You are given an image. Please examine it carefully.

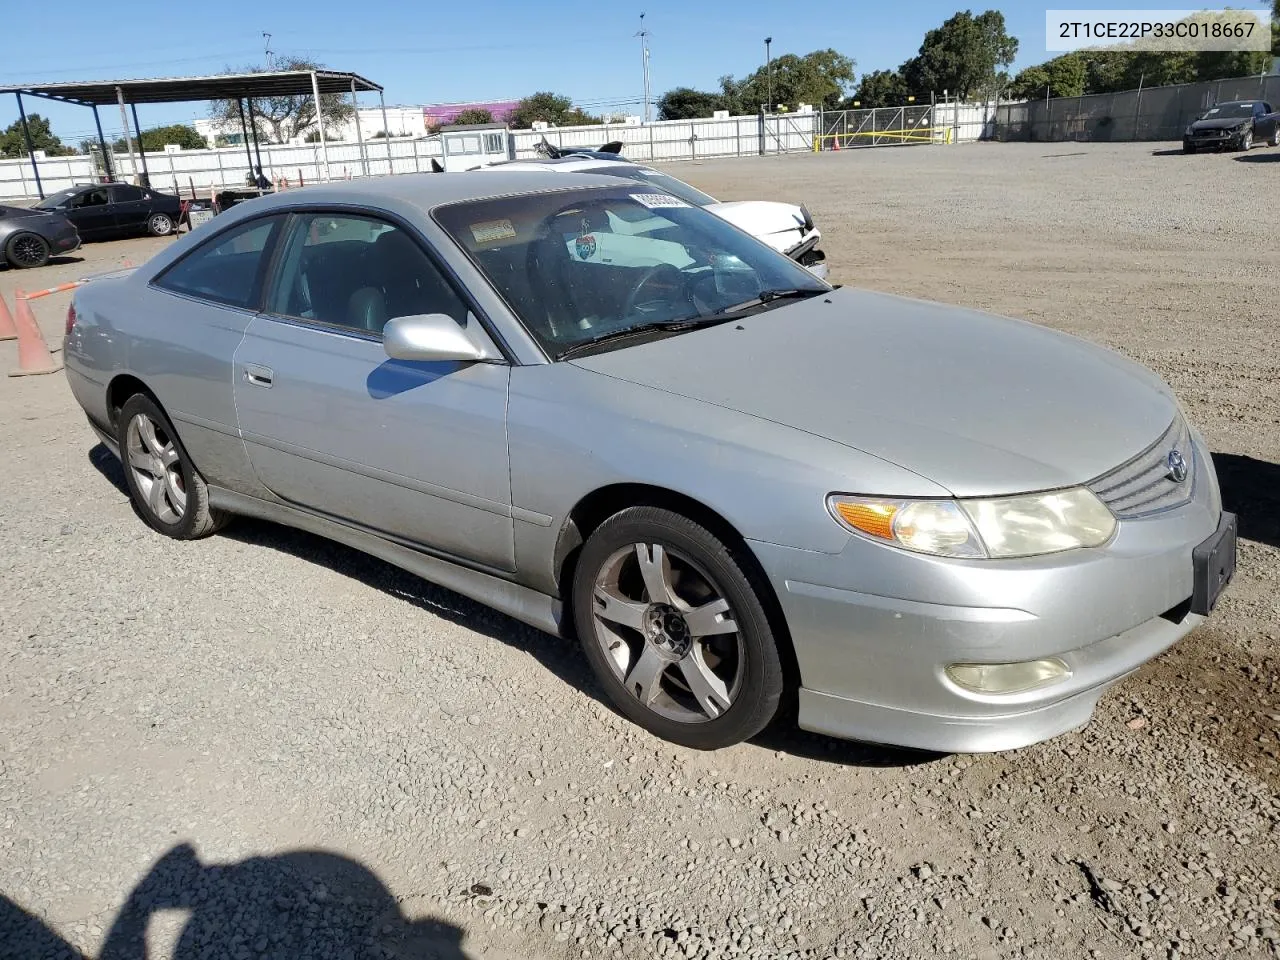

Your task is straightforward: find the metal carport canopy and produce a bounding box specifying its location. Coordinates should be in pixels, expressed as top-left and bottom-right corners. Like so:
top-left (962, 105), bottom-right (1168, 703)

top-left (0, 70), bottom-right (382, 106)
top-left (1, 70), bottom-right (386, 198)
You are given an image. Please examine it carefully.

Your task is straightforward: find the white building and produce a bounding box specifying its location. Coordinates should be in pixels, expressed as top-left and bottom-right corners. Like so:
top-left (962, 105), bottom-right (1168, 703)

top-left (192, 104), bottom-right (429, 148)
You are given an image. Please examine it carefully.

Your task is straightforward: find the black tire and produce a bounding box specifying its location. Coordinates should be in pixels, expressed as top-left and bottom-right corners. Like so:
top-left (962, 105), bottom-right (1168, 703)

top-left (5, 232), bottom-right (51, 269)
top-left (1182, 142), bottom-right (1195, 154)
top-left (572, 506), bottom-right (784, 749)
top-left (1270, 127), bottom-right (1280, 148)
top-left (1237, 129), bottom-right (1252, 151)
top-left (146, 213), bottom-right (174, 237)
top-left (117, 393), bottom-right (228, 539)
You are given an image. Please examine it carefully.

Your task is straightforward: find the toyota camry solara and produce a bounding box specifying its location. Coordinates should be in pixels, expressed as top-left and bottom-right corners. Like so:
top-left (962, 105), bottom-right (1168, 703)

top-left (63, 171), bottom-right (1237, 752)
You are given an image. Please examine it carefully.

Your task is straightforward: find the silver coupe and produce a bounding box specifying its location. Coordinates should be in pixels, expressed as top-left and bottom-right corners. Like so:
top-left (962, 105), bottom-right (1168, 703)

top-left (64, 172), bottom-right (1237, 752)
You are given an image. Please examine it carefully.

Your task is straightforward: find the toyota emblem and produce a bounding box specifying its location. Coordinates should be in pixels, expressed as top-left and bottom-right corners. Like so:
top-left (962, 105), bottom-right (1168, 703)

top-left (1166, 449), bottom-right (1188, 484)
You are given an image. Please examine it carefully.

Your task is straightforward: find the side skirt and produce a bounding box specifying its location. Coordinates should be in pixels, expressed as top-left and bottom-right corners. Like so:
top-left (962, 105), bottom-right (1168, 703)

top-left (207, 486), bottom-right (568, 638)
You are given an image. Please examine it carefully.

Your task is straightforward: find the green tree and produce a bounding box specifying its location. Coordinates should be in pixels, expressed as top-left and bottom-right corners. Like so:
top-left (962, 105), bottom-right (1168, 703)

top-left (209, 56), bottom-right (354, 143)
top-left (0, 114), bottom-right (75, 158)
top-left (507, 91), bottom-right (599, 128)
top-left (452, 108), bottom-right (495, 125)
top-left (845, 69), bottom-right (911, 108)
top-left (1009, 53), bottom-right (1087, 99)
top-left (113, 123), bottom-right (206, 152)
top-left (657, 87), bottom-right (725, 120)
top-left (720, 48), bottom-right (856, 112)
top-left (900, 10), bottom-right (1018, 100)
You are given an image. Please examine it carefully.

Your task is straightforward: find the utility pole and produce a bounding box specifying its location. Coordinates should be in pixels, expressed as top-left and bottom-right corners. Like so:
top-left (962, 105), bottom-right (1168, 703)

top-left (765, 37), bottom-right (773, 112)
top-left (637, 13), bottom-right (652, 123)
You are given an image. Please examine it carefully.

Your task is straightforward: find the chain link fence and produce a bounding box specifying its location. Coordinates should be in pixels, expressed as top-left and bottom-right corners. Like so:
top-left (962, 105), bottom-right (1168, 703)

top-left (994, 74), bottom-right (1280, 142)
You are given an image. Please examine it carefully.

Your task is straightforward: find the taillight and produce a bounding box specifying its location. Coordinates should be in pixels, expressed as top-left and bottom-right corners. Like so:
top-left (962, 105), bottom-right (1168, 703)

top-left (65, 302), bottom-right (77, 337)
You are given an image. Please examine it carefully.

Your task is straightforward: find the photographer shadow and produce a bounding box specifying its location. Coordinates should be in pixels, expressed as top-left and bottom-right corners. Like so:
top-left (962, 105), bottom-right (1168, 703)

top-left (2, 843), bottom-right (480, 960)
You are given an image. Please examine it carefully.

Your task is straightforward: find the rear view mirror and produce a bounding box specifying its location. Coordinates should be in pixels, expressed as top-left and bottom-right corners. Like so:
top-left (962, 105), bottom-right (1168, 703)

top-left (383, 313), bottom-right (497, 363)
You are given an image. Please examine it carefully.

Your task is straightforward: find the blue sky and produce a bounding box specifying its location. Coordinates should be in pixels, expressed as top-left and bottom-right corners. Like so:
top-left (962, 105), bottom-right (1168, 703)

top-left (0, 1), bottom-right (1262, 140)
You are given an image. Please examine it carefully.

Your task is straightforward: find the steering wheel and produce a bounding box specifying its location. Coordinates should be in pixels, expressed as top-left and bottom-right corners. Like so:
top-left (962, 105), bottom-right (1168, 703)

top-left (621, 263), bottom-right (691, 320)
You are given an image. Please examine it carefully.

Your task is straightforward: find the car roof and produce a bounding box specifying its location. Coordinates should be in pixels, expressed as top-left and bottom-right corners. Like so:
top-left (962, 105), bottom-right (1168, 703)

top-left (232, 170), bottom-right (636, 214)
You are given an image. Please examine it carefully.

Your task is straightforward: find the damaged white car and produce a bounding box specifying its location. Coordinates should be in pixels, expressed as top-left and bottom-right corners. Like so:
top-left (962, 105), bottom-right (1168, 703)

top-left (479, 156), bottom-right (827, 279)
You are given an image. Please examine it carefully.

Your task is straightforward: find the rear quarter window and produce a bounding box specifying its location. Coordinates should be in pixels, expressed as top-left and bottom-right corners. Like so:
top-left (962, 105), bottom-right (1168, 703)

top-left (153, 216), bottom-right (282, 309)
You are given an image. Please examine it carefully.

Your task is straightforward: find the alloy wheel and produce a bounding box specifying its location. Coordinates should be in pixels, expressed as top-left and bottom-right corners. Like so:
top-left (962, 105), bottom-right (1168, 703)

top-left (590, 542), bottom-right (744, 723)
top-left (126, 413), bottom-right (187, 524)
top-left (10, 235), bottom-right (47, 267)
top-left (149, 214), bottom-right (173, 236)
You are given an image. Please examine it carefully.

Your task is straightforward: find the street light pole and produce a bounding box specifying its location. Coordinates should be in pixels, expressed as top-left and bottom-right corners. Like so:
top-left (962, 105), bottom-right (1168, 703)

top-left (637, 13), bottom-right (652, 123)
top-left (764, 37), bottom-right (773, 113)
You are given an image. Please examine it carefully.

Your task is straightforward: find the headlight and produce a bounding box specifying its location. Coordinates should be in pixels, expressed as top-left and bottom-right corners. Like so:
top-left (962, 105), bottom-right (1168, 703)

top-left (828, 488), bottom-right (1117, 559)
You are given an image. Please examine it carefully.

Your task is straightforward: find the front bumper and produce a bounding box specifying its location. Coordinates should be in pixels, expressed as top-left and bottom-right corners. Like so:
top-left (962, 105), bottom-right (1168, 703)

top-left (750, 436), bottom-right (1230, 753)
top-left (1186, 129), bottom-right (1246, 149)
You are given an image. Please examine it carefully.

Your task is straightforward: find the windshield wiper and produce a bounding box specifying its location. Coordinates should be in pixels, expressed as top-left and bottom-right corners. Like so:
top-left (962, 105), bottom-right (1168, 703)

top-left (556, 322), bottom-right (680, 360)
top-left (714, 287), bottom-right (825, 315)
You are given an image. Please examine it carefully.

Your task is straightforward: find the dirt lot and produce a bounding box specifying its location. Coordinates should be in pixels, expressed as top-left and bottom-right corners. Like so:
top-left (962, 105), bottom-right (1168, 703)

top-left (2, 141), bottom-right (1278, 960)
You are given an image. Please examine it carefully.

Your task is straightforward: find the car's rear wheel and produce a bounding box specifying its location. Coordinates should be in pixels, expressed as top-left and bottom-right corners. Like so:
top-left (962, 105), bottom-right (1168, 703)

top-left (1270, 127), bottom-right (1280, 148)
top-left (147, 213), bottom-right (174, 237)
top-left (118, 393), bottom-right (227, 539)
top-left (572, 506), bottom-right (784, 749)
top-left (4, 232), bottom-right (50, 269)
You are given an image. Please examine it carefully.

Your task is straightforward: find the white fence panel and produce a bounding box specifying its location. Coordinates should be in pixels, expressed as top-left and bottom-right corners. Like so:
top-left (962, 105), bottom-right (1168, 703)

top-left (3, 110), bottom-right (827, 201)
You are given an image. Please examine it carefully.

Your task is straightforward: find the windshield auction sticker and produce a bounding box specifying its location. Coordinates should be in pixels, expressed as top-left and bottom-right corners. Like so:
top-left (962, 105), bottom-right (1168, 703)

top-left (630, 193), bottom-right (691, 209)
top-left (1045, 9), bottom-right (1273, 52)
top-left (470, 219), bottom-right (517, 244)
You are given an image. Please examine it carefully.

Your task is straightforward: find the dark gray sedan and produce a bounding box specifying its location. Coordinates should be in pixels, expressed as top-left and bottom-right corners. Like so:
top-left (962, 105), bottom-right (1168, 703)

top-left (33, 182), bottom-right (182, 240)
top-left (0, 203), bottom-right (80, 269)
top-left (63, 172), bottom-right (1236, 753)
top-left (1183, 100), bottom-right (1280, 152)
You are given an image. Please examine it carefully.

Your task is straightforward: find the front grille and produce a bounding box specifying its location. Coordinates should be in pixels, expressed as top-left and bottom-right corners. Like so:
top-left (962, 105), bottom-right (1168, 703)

top-left (1089, 417), bottom-right (1195, 519)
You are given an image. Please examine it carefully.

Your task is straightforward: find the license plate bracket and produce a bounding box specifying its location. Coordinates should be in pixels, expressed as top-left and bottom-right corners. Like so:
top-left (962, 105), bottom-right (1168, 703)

top-left (1191, 511), bottom-right (1237, 615)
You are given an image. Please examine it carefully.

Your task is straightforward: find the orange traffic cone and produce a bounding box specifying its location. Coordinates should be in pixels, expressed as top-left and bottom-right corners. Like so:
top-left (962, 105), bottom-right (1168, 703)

top-left (8, 291), bottom-right (63, 377)
top-left (0, 292), bottom-right (16, 341)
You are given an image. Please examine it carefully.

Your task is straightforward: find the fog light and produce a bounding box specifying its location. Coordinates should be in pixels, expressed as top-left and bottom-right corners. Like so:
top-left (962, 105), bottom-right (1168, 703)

top-left (945, 658), bottom-right (1071, 694)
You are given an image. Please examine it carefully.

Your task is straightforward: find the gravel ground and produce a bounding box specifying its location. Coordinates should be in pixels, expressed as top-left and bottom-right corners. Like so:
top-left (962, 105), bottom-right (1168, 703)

top-left (1, 140), bottom-right (1277, 960)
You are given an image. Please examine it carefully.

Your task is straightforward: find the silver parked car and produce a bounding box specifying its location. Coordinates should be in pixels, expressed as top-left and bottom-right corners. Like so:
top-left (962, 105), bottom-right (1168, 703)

top-left (63, 172), bottom-right (1237, 753)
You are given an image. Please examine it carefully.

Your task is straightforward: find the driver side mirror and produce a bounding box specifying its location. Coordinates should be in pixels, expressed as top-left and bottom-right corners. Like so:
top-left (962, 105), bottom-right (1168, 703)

top-left (383, 313), bottom-right (498, 363)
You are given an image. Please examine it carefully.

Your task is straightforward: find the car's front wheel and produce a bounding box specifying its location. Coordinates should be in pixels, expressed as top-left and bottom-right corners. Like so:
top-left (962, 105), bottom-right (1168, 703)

top-left (1270, 126), bottom-right (1280, 148)
top-left (572, 506), bottom-right (784, 749)
top-left (4, 232), bottom-right (51, 269)
top-left (1182, 141), bottom-right (1195, 154)
top-left (1238, 129), bottom-right (1253, 151)
top-left (147, 213), bottom-right (175, 237)
top-left (118, 393), bottom-right (227, 539)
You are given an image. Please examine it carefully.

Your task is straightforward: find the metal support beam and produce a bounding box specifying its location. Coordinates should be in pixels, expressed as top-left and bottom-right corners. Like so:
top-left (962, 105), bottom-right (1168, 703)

top-left (310, 71), bottom-right (331, 181)
top-left (236, 99), bottom-right (254, 178)
top-left (351, 78), bottom-right (368, 176)
top-left (116, 86), bottom-right (137, 182)
top-left (246, 98), bottom-right (264, 175)
top-left (129, 101), bottom-right (150, 186)
top-left (379, 90), bottom-right (392, 171)
top-left (14, 92), bottom-right (44, 199)
top-left (92, 104), bottom-right (113, 181)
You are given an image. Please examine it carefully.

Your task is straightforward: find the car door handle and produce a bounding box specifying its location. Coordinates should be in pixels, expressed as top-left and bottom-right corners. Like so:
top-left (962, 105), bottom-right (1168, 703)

top-left (243, 363), bottom-right (274, 388)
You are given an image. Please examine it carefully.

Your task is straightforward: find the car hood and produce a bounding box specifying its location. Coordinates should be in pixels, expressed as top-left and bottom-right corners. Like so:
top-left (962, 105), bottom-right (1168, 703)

top-left (706, 200), bottom-right (809, 240)
top-left (1189, 117), bottom-right (1249, 131)
top-left (569, 288), bottom-right (1178, 497)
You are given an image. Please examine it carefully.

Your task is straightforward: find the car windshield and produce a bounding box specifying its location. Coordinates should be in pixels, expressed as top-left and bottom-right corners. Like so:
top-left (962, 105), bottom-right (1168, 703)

top-left (434, 185), bottom-right (829, 358)
top-left (603, 168), bottom-right (718, 207)
top-left (34, 188), bottom-right (78, 210)
top-left (1201, 103), bottom-right (1254, 119)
